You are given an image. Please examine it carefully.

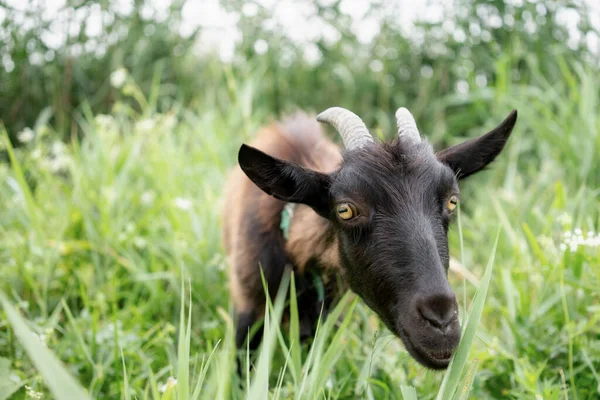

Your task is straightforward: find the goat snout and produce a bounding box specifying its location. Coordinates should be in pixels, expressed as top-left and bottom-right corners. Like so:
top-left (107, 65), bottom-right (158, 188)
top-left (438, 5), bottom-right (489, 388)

top-left (415, 292), bottom-right (459, 333)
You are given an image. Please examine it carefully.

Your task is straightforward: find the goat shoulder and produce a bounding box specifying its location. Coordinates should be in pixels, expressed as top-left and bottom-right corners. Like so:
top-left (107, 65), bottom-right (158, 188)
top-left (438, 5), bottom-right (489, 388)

top-left (223, 112), bottom-right (342, 317)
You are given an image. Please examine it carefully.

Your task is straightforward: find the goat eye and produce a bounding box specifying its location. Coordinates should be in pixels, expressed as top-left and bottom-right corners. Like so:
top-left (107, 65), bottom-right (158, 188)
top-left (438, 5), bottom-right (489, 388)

top-left (336, 203), bottom-right (357, 220)
top-left (446, 195), bottom-right (459, 212)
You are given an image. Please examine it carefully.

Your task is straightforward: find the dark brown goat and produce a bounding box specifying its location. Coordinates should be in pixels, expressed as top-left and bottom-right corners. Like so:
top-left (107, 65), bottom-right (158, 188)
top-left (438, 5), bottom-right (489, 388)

top-left (222, 107), bottom-right (517, 369)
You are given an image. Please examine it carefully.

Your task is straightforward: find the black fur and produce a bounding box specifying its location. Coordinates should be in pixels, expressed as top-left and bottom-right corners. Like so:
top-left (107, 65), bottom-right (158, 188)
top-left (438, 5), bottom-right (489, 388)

top-left (436, 110), bottom-right (518, 179)
top-left (236, 310), bottom-right (263, 350)
top-left (238, 144), bottom-right (331, 217)
top-left (237, 110), bottom-right (517, 369)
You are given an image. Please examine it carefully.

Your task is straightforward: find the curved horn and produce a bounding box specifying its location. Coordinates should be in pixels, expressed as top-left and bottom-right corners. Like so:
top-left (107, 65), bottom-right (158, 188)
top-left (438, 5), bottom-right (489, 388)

top-left (316, 107), bottom-right (374, 150)
top-left (395, 107), bottom-right (421, 144)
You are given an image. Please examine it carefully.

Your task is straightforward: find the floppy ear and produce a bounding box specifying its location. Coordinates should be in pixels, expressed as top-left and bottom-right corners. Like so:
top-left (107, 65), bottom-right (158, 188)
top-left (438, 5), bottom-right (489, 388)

top-left (238, 144), bottom-right (331, 216)
top-left (436, 110), bottom-right (518, 180)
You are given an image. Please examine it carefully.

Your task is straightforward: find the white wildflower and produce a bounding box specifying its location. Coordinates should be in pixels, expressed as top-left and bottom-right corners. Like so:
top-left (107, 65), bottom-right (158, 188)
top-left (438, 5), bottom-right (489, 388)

top-left (38, 140), bottom-right (73, 173)
top-left (537, 236), bottom-right (554, 251)
top-left (48, 155), bottom-right (72, 173)
top-left (95, 114), bottom-right (113, 124)
top-left (110, 67), bottom-right (128, 88)
top-left (557, 212), bottom-right (572, 227)
top-left (161, 113), bottom-right (177, 130)
top-left (25, 385), bottom-right (43, 399)
top-left (325, 377), bottom-right (334, 389)
top-left (560, 229), bottom-right (600, 253)
top-left (95, 114), bottom-right (117, 132)
top-left (51, 140), bottom-right (66, 156)
top-left (569, 242), bottom-right (578, 252)
top-left (96, 321), bottom-right (122, 344)
top-left (559, 243), bottom-right (567, 252)
top-left (38, 333), bottom-right (47, 346)
top-left (136, 118), bottom-right (156, 132)
top-left (159, 377), bottom-right (178, 393)
top-left (174, 197), bottom-right (192, 210)
top-left (141, 191), bottom-right (155, 205)
top-left (31, 148), bottom-right (42, 160)
top-left (17, 127), bottom-right (35, 143)
top-left (133, 236), bottom-right (147, 249)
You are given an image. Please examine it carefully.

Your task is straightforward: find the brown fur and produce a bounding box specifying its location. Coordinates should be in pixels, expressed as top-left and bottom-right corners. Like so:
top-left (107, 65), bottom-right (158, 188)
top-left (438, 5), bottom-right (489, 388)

top-left (285, 205), bottom-right (340, 272)
top-left (222, 112), bottom-right (343, 316)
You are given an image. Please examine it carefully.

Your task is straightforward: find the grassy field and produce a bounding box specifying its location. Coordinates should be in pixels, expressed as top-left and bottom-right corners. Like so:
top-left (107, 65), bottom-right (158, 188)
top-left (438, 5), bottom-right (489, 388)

top-left (1, 61), bottom-right (599, 399)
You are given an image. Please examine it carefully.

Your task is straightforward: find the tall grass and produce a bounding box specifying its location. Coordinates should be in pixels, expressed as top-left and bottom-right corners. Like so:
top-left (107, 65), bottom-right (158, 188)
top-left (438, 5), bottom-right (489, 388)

top-left (0, 228), bottom-right (499, 400)
top-left (0, 60), bottom-right (599, 399)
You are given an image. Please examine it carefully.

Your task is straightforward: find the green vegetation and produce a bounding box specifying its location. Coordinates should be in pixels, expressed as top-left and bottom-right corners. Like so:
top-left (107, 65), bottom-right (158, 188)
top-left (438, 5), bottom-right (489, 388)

top-left (1, 0), bottom-right (599, 399)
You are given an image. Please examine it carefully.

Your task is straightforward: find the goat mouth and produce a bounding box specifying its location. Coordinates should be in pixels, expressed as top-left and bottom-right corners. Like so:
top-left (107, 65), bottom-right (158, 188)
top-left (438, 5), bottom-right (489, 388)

top-left (420, 347), bottom-right (453, 361)
top-left (411, 341), bottom-right (454, 368)
top-left (397, 326), bottom-right (455, 369)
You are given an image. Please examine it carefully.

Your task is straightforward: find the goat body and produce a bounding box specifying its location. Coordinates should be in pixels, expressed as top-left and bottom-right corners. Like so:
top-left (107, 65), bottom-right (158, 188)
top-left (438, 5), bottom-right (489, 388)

top-left (222, 113), bottom-right (343, 347)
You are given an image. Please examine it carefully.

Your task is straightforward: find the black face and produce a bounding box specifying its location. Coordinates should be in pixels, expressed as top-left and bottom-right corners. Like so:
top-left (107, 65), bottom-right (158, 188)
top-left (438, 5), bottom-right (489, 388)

top-left (238, 110), bottom-right (517, 369)
top-left (329, 144), bottom-right (461, 368)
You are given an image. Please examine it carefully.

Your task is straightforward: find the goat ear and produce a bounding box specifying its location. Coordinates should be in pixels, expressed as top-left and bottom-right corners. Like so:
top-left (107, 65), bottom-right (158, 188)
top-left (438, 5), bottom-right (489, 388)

top-left (436, 110), bottom-right (518, 180)
top-left (238, 144), bottom-right (331, 216)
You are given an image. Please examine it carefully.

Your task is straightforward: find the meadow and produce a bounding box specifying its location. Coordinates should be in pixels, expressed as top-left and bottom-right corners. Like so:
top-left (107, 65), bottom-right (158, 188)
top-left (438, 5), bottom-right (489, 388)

top-left (1, 1), bottom-right (600, 399)
top-left (1, 58), bottom-right (599, 399)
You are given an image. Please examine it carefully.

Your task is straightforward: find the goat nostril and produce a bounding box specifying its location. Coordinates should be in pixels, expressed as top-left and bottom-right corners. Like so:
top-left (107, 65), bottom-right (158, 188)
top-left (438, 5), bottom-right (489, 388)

top-left (417, 294), bottom-right (458, 330)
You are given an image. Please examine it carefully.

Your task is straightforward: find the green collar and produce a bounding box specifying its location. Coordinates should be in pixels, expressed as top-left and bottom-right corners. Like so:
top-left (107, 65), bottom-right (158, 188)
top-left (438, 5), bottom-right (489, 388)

top-left (280, 203), bottom-right (324, 303)
top-left (280, 203), bottom-right (296, 240)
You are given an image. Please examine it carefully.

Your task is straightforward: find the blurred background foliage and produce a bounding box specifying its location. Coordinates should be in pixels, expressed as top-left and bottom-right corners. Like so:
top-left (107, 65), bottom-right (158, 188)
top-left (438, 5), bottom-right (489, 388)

top-left (1, 0), bottom-right (598, 142)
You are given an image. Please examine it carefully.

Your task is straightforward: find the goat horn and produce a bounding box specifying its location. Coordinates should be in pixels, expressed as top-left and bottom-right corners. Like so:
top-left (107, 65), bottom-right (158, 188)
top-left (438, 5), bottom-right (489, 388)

top-left (395, 107), bottom-right (421, 144)
top-left (316, 107), bottom-right (374, 150)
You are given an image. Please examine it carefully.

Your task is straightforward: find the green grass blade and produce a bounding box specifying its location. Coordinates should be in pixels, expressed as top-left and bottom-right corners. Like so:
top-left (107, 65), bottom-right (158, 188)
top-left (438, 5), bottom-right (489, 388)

top-left (457, 204), bottom-right (467, 317)
top-left (298, 292), bottom-right (355, 399)
top-left (308, 298), bottom-right (358, 395)
top-left (457, 359), bottom-right (480, 400)
top-left (191, 340), bottom-right (220, 400)
top-left (288, 272), bottom-right (302, 384)
top-left (436, 229), bottom-right (500, 400)
top-left (0, 383), bottom-right (26, 400)
top-left (214, 307), bottom-right (235, 400)
top-left (247, 269), bottom-right (291, 399)
top-left (145, 362), bottom-right (162, 400)
top-left (177, 275), bottom-right (192, 400)
top-left (273, 347), bottom-right (291, 400)
top-left (61, 299), bottom-right (94, 366)
top-left (0, 291), bottom-right (92, 400)
top-left (1, 128), bottom-right (38, 227)
top-left (0, 357), bottom-right (28, 400)
top-left (121, 346), bottom-right (131, 400)
top-left (400, 385), bottom-right (418, 400)
top-left (161, 383), bottom-right (176, 400)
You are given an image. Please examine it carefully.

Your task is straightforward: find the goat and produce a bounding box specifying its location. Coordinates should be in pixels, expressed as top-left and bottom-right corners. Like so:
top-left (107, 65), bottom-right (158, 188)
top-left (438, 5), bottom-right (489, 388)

top-left (222, 106), bottom-right (517, 369)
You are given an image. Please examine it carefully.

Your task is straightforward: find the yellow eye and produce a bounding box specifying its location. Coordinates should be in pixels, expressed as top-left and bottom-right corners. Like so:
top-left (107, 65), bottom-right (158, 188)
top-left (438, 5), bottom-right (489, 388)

top-left (336, 203), bottom-right (357, 220)
top-left (447, 195), bottom-right (459, 212)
